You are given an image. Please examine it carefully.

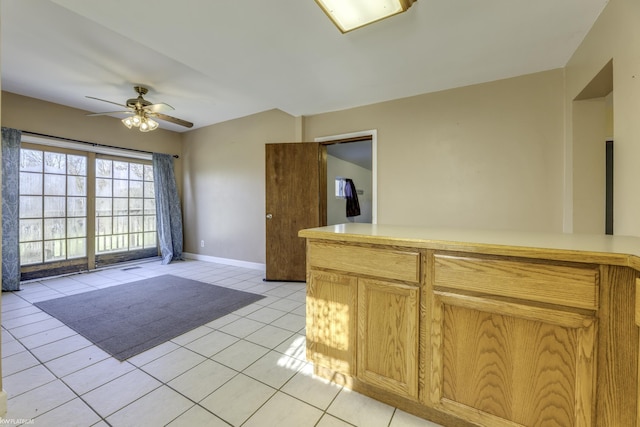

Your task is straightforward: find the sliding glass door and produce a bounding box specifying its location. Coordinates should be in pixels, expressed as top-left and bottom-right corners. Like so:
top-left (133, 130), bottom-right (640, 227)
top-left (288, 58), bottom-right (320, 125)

top-left (19, 146), bottom-right (88, 278)
top-left (18, 143), bottom-right (158, 279)
top-left (94, 157), bottom-right (158, 267)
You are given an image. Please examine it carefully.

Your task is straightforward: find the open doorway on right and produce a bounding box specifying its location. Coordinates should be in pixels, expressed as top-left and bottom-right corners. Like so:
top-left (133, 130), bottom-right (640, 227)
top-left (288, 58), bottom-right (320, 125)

top-left (572, 59), bottom-right (613, 234)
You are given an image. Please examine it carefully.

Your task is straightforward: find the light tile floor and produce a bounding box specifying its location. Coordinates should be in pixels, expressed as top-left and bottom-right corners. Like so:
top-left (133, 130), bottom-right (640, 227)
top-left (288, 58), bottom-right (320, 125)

top-left (1, 259), bottom-right (443, 427)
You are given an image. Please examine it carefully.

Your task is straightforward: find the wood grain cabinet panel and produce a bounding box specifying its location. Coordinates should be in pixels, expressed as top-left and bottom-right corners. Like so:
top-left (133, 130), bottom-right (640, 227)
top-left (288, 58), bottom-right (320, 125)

top-left (430, 292), bottom-right (596, 427)
top-left (357, 278), bottom-right (420, 399)
top-left (433, 253), bottom-right (599, 310)
top-left (308, 241), bottom-right (420, 283)
top-left (300, 226), bottom-right (640, 427)
top-left (635, 277), bottom-right (640, 427)
top-left (306, 271), bottom-right (357, 376)
top-left (429, 252), bottom-right (598, 426)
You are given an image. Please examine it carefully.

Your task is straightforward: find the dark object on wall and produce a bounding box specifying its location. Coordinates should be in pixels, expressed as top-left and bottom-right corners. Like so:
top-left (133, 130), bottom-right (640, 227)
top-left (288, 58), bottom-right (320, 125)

top-left (345, 178), bottom-right (361, 217)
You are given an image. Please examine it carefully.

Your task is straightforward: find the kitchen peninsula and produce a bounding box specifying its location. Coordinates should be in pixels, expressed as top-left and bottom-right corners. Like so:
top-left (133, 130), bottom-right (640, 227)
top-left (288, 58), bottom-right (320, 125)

top-left (299, 223), bottom-right (640, 427)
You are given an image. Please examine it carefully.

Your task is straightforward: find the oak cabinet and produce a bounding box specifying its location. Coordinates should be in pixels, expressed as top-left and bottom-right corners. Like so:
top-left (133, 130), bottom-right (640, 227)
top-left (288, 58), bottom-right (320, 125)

top-left (429, 292), bottom-right (596, 426)
top-left (307, 240), bottom-right (421, 283)
top-left (428, 252), bottom-right (598, 427)
top-left (306, 269), bottom-right (421, 399)
top-left (357, 278), bottom-right (419, 399)
top-left (305, 241), bottom-right (422, 399)
top-left (306, 270), bottom-right (357, 377)
top-left (300, 225), bottom-right (640, 427)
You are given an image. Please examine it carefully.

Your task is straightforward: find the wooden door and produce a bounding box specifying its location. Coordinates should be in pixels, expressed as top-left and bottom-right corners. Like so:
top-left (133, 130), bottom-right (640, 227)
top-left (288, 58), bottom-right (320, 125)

top-left (265, 142), bottom-right (323, 281)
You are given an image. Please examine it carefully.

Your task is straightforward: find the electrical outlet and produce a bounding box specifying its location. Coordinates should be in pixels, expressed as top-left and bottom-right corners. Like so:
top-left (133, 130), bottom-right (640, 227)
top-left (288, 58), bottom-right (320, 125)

top-left (200, 240), bottom-right (205, 248)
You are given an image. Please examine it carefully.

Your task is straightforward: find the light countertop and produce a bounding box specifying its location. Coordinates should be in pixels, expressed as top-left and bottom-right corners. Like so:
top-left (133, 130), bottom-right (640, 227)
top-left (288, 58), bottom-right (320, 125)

top-left (299, 223), bottom-right (640, 268)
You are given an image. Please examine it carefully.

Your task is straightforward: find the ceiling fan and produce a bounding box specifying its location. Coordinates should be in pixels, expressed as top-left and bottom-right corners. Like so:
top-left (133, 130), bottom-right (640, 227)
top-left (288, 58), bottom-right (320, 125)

top-left (86, 85), bottom-right (193, 131)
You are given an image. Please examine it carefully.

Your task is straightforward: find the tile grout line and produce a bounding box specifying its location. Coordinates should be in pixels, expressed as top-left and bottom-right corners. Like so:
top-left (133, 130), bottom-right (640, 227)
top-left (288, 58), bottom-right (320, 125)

top-left (7, 267), bottom-right (289, 423)
top-left (2, 324), bottom-right (108, 425)
top-left (4, 282), bottom-right (129, 426)
top-left (93, 291), bottom-right (301, 425)
top-left (125, 289), bottom-right (313, 426)
top-left (3, 260), bottom-right (400, 427)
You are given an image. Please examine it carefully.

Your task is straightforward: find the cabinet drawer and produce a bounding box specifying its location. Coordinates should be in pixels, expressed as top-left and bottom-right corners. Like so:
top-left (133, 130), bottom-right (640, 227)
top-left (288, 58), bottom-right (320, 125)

top-left (433, 253), bottom-right (599, 310)
top-left (308, 242), bottom-right (420, 284)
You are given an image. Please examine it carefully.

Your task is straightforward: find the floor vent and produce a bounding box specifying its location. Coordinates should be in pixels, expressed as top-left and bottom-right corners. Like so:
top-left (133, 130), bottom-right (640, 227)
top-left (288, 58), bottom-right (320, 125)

top-left (121, 266), bottom-right (142, 271)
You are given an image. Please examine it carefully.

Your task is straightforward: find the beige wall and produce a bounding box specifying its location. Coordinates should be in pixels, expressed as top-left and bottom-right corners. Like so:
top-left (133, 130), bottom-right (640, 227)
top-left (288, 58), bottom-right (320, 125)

top-left (565, 0), bottom-right (640, 235)
top-left (181, 109), bottom-right (297, 264)
top-left (305, 69), bottom-right (566, 232)
top-left (5, 0), bottom-right (637, 271)
top-left (179, 69), bottom-right (565, 265)
top-left (572, 97), bottom-right (608, 233)
top-left (1, 92), bottom-right (183, 191)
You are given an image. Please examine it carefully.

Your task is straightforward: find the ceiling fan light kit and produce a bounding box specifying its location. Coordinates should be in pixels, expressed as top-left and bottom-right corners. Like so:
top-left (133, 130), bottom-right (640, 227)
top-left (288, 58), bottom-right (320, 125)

top-left (87, 85), bottom-right (193, 132)
top-left (140, 117), bottom-right (159, 132)
top-left (315, 0), bottom-right (416, 33)
top-left (122, 114), bottom-right (159, 132)
top-left (121, 115), bottom-right (139, 129)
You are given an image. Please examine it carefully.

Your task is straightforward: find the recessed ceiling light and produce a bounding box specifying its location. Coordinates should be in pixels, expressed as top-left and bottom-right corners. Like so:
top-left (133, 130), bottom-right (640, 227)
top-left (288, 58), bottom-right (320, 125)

top-left (315, 0), bottom-right (417, 33)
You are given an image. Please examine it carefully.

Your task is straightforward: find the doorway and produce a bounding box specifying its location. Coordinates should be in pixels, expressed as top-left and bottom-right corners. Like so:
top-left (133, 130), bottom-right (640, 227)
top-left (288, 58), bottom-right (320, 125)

top-left (263, 132), bottom-right (376, 281)
top-left (316, 130), bottom-right (377, 225)
top-left (571, 60), bottom-right (613, 234)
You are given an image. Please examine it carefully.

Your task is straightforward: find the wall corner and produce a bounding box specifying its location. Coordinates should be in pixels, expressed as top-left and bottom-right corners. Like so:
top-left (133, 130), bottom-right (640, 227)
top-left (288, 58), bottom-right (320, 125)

top-left (0, 389), bottom-right (7, 418)
top-left (294, 116), bottom-right (305, 142)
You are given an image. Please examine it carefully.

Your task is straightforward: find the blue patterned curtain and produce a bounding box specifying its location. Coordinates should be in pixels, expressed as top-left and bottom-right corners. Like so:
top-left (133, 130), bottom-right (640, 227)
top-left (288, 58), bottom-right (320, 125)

top-left (2, 127), bottom-right (21, 291)
top-left (152, 153), bottom-right (184, 264)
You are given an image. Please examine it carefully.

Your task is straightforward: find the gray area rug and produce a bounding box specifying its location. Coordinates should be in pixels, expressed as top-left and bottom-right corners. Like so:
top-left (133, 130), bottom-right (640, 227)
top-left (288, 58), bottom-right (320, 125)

top-left (35, 274), bottom-right (265, 361)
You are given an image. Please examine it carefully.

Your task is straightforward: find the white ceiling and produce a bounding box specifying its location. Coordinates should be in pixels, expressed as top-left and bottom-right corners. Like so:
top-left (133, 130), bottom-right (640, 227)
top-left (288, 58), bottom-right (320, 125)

top-left (1, 0), bottom-right (608, 133)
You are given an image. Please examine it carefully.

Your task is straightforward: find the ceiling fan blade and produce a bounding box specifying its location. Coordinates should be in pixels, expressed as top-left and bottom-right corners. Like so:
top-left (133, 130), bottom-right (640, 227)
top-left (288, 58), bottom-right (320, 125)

top-left (87, 111), bottom-right (132, 116)
top-left (143, 102), bottom-right (174, 113)
top-left (86, 96), bottom-right (129, 109)
top-left (152, 113), bottom-right (194, 128)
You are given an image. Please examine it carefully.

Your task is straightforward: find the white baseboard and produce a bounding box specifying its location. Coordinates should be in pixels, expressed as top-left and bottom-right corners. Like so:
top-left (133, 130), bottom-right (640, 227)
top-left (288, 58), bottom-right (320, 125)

top-left (183, 252), bottom-right (266, 272)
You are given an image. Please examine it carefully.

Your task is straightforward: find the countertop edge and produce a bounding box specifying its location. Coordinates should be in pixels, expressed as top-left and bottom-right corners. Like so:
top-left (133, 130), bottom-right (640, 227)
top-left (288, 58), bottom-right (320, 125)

top-left (299, 225), bottom-right (640, 268)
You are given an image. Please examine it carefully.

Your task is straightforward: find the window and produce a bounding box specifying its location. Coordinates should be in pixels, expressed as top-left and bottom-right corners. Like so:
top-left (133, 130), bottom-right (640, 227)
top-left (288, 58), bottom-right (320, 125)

top-left (335, 176), bottom-right (346, 198)
top-left (18, 144), bottom-right (158, 279)
top-left (95, 158), bottom-right (156, 254)
top-left (19, 149), bottom-right (87, 265)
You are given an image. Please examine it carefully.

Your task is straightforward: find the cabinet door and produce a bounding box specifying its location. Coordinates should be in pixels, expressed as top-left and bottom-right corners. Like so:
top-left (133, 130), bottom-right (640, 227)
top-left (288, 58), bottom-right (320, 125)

top-left (306, 270), bottom-right (357, 376)
top-left (430, 291), bottom-right (596, 427)
top-left (357, 278), bottom-right (420, 399)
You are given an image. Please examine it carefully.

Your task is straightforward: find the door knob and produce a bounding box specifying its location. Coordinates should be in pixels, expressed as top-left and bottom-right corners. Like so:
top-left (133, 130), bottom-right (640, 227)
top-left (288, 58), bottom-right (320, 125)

top-left (266, 213), bottom-right (273, 219)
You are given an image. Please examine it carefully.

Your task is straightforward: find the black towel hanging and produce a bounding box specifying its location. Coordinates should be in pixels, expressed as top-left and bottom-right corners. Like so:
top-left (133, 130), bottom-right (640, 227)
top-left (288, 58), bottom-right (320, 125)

top-left (344, 179), bottom-right (361, 217)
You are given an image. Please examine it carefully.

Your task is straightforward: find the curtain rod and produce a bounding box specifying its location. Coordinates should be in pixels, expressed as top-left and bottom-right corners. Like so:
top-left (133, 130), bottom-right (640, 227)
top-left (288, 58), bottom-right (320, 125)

top-left (21, 131), bottom-right (179, 159)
